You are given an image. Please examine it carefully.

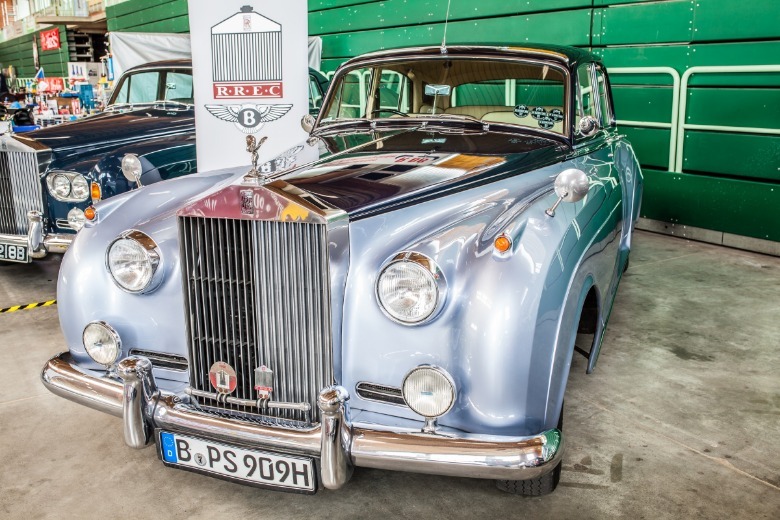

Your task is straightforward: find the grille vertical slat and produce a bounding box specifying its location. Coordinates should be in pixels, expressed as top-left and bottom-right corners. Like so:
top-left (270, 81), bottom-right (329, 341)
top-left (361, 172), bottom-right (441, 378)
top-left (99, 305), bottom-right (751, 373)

top-left (0, 150), bottom-right (43, 235)
top-left (181, 216), bottom-right (333, 424)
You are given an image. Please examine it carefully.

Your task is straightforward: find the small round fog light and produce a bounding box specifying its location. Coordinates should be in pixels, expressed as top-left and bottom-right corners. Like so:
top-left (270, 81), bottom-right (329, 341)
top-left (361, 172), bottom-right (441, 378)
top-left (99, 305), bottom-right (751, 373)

top-left (402, 365), bottom-right (456, 419)
top-left (67, 207), bottom-right (86, 231)
top-left (82, 321), bottom-right (121, 366)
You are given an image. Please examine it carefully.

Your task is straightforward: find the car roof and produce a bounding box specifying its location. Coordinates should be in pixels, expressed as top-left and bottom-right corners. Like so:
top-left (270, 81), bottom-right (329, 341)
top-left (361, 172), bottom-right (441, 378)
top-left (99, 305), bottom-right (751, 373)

top-left (342, 44), bottom-right (600, 69)
top-left (125, 59), bottom-right (193, 73)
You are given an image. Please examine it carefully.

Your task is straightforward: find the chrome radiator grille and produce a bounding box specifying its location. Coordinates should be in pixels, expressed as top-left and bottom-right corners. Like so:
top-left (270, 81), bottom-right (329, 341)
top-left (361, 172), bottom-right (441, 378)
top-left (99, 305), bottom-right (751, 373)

top-left (180, 215), bottom-right (333, 424)
top-left (0, 149), bottom-right (43, 235)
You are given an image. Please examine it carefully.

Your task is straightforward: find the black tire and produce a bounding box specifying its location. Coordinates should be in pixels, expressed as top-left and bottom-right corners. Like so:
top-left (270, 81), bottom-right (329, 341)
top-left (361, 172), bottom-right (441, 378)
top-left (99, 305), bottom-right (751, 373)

top-left (495, 405), bottom-right (563, 496)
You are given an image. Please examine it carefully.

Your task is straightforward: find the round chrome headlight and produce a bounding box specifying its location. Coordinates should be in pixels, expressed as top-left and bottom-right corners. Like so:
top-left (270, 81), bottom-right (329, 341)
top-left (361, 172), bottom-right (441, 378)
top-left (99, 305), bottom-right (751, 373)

top-left (70, 174), bottom-right (89, 200)
top-left (376, 252), bottom-right (445, 324)
top-left (121, 153), bottom-right (143, 183)
top-left (46, 171), bottom-right (90, 201)
top-left (107, 230), bottom-right (161, 293)
top-left (67, 207), bottom-right (86, 231)
top-left (402, 365), bottom-right (456, 418)
top-left (52, 173), bottom-right (71, 198)
top-left (82, 321), bottom-right (121, 366)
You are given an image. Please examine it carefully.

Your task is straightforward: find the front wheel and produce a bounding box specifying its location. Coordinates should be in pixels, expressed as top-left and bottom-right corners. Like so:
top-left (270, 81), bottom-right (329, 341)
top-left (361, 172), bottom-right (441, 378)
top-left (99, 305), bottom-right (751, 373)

top-left (495, 406), bottom-right (563, 496)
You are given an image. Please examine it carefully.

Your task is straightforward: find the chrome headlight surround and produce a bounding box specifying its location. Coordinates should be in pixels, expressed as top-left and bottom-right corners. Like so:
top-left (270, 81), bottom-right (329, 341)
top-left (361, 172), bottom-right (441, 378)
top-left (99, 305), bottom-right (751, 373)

top-left (402, 365), bottom-right (456, 419)
top-left (82, 321), bottom-right (122, 367)
top-left (376, 251), bottom-right (446, 325)
top-left (45, 171), bottom-right (90, 202)
top-left (106, 230), bottom-right (163, 294)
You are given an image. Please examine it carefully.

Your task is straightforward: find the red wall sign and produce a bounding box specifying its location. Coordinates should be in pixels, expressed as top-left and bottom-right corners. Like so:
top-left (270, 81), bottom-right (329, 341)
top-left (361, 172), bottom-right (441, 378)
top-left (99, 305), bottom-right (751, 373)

top-left (40, 28), bottom-right (61, 51)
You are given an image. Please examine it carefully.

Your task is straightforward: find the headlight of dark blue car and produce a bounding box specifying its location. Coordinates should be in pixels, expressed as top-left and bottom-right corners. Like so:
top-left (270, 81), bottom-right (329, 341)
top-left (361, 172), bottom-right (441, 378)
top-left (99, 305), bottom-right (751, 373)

top-left (46, 171), bottom-right (90, 202)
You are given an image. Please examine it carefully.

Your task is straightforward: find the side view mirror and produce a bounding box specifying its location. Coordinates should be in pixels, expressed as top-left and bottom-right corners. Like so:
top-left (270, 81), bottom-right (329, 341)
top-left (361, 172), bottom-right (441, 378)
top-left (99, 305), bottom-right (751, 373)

top-left (578, 116), bottom-right (598, 137)
top-left (121, 153), bottom-right (144, 186)
top-left (545, 168), bottom-right (590, 217)
top-left (301, 114), bottom-right (316, 134)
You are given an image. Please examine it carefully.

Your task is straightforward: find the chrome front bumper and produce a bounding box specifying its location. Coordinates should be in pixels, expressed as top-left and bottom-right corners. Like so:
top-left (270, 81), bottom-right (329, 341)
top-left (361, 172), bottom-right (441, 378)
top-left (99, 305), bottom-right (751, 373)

top-left (42, 352), bottom-right (564, 490)
top-left (0, 211), bottom-right (72, 261)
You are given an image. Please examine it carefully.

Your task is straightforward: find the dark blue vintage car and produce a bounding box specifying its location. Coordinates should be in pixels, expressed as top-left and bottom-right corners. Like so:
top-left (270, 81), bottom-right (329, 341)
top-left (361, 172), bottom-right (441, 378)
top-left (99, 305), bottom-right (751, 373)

top-left (0, 60), bottom-right (329, 263)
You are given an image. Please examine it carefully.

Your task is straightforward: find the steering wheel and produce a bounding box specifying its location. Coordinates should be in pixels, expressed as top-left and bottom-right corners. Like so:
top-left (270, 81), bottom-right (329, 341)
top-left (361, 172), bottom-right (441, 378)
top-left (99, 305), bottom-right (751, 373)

top-left (371, 108), bottom-right (409, 118)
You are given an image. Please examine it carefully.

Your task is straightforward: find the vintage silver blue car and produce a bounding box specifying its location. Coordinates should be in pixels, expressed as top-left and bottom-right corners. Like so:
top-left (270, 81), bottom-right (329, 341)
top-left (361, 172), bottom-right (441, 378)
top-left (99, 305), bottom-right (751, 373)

top-left (42, 44), bottom-right (642, 496)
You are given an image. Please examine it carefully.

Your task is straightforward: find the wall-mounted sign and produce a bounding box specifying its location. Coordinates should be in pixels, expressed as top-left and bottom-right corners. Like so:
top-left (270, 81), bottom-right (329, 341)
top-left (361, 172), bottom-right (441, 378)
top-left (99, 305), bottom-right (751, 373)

top-left (40, 28), bottom-right (61, 51)
top-left (189, 1), bottom-right (309, 172)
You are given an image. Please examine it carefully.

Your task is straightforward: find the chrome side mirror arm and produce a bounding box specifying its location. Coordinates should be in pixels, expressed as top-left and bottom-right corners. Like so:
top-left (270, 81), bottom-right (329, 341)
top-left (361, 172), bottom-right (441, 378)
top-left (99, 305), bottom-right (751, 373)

top-left (546, 168), bottom-right (590, 217)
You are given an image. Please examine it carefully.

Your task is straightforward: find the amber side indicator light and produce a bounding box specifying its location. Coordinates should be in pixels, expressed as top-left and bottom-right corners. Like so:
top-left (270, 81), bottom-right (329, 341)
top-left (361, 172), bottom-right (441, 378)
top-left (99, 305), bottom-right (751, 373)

top-left (84, 206), bottom-right (96, 221)
top-left (494, 234), bottom-right (512, 253)
top-left (90, 182), bottom-right (101, 203)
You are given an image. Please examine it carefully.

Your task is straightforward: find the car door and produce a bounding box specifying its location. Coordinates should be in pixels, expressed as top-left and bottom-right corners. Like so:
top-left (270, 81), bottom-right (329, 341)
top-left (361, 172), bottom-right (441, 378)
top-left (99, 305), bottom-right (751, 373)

top-left (571, 62), bottom-right (625, 318)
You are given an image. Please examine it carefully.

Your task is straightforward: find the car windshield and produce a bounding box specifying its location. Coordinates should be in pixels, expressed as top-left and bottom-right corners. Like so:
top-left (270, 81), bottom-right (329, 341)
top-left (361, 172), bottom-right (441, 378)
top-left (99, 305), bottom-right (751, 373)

top-left (108, 69), bottom-right (194, 108)
top-left (320, 57), bottom-right (568, 135)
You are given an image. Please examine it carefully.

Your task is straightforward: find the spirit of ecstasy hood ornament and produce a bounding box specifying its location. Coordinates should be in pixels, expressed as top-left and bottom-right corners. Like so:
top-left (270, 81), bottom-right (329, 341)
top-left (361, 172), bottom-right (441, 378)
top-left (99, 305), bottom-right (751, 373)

top-left (243, 134), bottom-right (268, 182)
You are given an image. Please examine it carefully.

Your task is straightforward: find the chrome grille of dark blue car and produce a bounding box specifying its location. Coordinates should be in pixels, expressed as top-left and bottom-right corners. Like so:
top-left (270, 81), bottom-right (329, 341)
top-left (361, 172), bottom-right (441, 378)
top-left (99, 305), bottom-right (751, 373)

top-left (179, 215), bottom-right (333, 424)
top-left (0, 149), bottom-right (43, 235)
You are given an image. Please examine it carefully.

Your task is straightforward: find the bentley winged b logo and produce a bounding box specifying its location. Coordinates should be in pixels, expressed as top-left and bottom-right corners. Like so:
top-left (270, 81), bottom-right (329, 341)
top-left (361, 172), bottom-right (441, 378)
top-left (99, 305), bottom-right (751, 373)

top-left (204, 103), bottom-right (292, 134)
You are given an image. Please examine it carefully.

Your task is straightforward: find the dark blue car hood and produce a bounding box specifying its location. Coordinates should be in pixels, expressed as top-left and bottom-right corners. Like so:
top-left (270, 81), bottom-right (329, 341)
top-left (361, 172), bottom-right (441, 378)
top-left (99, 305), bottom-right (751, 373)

top-left (28, 107), bottom-right (195, 162)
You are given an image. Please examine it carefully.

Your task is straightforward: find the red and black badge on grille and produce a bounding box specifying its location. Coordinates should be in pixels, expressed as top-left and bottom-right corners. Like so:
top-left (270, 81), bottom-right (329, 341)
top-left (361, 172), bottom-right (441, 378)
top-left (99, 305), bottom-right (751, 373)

top-left (209, 361), bottom-right (237, 394)
top-left (254, 365), bottom-right (273, 399)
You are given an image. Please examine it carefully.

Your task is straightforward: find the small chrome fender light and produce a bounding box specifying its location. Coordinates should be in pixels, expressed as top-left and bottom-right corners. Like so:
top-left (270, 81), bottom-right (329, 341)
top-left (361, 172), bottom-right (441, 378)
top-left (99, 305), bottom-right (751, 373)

top-left (402, 365), bottom-right (456, 432)
top-left (83, 321), bottom-right (121, 366)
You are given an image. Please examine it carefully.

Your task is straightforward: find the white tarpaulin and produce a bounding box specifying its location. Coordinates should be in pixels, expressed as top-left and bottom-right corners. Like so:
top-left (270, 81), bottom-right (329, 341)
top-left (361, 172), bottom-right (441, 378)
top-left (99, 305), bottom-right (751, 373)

top-left (109, 32), bottom-right (192, 79)
top-left (188, 1), bottom-right (311, 172)
top-left (308, 37), bottom-right (322, 70)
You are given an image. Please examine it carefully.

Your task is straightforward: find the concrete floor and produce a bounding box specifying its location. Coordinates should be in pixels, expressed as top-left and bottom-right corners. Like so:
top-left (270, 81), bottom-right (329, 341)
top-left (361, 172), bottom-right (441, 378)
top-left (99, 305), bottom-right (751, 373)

top-left (0, 230), bottom-right (778, 519)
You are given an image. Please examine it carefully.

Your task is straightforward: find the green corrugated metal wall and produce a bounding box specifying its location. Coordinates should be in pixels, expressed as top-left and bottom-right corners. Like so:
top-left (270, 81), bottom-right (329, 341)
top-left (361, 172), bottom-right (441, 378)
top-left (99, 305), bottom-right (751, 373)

top-left (0, 25), bottom-right (70, 77)
top-left (107, 0), bottom-right (189, 33)
top-left (310, 0), bottom-right (780, 243)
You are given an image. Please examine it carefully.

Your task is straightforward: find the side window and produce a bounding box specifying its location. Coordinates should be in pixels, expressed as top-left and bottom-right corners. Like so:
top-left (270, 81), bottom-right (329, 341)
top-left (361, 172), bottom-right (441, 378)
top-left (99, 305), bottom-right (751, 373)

top-left (308, 74), bottom-right (323, 111)
top-left (575, 63), bottom-right (597, 134)
top-left (595, 68), bottom-right (612, 128)
top-left (164, 71), bottom-right (193, 103)
top-left (112, 77), bottom-right (130, 104)
top-left (128, 71), bottom-right (160, 104)
top-left (377, 71), bottom-right (410, 112)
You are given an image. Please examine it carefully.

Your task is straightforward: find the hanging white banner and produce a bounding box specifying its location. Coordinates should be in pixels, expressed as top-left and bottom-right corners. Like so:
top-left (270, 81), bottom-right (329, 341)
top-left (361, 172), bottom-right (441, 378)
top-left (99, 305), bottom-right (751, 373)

top-left (188, 1), bottom-right (309, 172)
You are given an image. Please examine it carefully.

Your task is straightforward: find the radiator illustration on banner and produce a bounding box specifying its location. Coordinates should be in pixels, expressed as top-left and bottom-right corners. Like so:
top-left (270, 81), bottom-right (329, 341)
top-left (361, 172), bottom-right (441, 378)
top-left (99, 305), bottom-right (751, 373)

top-left (211, 5), bottom-right (283, 99)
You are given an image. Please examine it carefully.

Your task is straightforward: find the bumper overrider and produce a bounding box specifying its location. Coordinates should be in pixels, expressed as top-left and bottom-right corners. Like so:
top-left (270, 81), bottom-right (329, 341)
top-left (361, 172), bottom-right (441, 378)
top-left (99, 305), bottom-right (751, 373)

top-left (42, 352), bottom-right (564, 490)
top-left (0, 211), bottom-right (72, 261)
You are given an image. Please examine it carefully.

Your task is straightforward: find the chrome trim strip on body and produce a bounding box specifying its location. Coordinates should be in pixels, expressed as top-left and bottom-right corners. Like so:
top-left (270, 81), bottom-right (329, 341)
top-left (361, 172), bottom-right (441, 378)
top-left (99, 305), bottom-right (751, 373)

top-left (42, 352), bottom-right (564, 486)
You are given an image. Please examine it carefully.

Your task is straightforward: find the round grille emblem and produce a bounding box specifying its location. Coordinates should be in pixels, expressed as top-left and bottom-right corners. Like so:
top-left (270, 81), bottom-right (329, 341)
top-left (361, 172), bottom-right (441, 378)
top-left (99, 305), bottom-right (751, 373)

top-left (209, 361), bottom-right (237, 394)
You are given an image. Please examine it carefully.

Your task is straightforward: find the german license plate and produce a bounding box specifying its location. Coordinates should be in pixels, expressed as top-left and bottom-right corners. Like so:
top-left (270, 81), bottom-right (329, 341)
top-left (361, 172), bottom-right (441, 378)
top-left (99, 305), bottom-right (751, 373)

top-left (158, 431), bottom-right (316, 493)
top-left (0, 242), bottom-right (29, 263)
